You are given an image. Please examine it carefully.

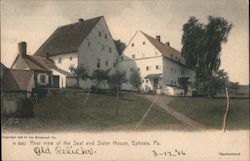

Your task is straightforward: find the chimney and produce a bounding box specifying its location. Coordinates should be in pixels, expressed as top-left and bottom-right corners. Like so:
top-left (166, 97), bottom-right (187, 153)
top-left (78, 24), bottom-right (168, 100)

top-left (156, 35), bottom-right (161, 42)
top-left (18, 42), bottom-right (27, 56)
top-left (78, 18), bottom-right (84, 22)
top-left (165, 42), bottom-right (170, 46)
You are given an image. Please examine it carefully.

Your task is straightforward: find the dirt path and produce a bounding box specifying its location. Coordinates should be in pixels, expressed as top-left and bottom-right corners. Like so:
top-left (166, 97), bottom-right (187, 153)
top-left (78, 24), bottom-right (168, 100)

top-left (142, 95), bottom-right (215, 131)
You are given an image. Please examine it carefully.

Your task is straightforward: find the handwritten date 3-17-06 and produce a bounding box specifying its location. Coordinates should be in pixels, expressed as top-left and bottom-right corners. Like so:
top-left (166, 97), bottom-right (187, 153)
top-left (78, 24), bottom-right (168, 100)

top-left (33, 146), bottom-right (96, 156)
top-left (152, 149), bottom-right (186, 157)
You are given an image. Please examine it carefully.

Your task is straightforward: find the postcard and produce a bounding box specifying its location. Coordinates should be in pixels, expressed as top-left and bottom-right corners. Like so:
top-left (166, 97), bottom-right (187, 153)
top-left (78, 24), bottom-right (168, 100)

top-left (1, 0), bottom-right (249, 160)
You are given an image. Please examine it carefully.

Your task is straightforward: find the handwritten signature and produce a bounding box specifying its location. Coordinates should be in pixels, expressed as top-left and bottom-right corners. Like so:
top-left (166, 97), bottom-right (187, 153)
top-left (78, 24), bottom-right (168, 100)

top-left (33, 146), bottom-right (96, 156)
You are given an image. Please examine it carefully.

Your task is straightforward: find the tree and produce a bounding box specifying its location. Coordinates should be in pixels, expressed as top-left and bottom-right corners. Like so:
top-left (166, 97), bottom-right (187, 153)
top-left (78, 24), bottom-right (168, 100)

top-left (108, 71), bottom-right (127, 115)
top-left (181, 16), bottom-right (232, 96)
top-left (210, 69), bottom-right (229, 95)
top-left (114, 39), bottom-right (126, 55)
top-left (228, 81), bottom-right (240, 94)
top-left (91, 69), bottom-right (110, 88)
top-left (108, 71), bottom-right (127, 90)
top-left (69, 64), bottom-right (89, 88)
top-left (129, 70), bottom-right (142, 92)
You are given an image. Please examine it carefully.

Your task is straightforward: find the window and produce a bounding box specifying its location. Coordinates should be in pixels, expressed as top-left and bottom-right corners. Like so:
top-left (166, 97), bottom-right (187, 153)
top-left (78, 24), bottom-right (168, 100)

top-left (105, 34), bottom-right (107, 39)
top-left (132, 54), bottom-right (135, 59)
top-left (146, 66), bottom-right (151, 71)
top-left (181, 70), bottom-right (184, 75)
top-left (174, 81), bottom-right (176, 85)
top-left (121, 56), bottom-right (124, 61)
top-left (99, 31), bottom-right (101, 37)
top-left (58, 57), bottom-right (62, 64)
top-left (174, 69), bottom-right (176, 73)
top-left (130, 68), bottom-right (134, 72)
top-left (155, 52), bottom-right (158, 56)
top-left (171, 68), bottom-right (173, 72)
top-left (38, 73), bottom-right (48, 85)
top-left (97, 58), bottom-right (100, 68)
top-left (143, 41), bottom-right (145, 45)
top-left (105, 61), bottom-right (108, 66)
top-left (101, 45), bottom-right (105, 51)
top-left (175, 56), bottom-right (177, 60)
top-left (171, 80), bottom-right (173, 84)
top-left (138, 68), bottom-right (140, 71)
top-left (40, 75), bottom-right (46, 83)
top-left (131, 43), bottom-right (134, 47)
top-left (146, 80), bottom-right (149, 83)
top-left (156, 65), bottom-right (160, 70)
top-left (113, 63), bottom-right (116, 67)
top-left (69, 56), bottom-right (73, 61)
top-left (88, 42), bottom-right (91, 46)
top-left (178, 58), bottom-right (181, 62)
top-left (109, 47), bottom-right (112, 53)
top-left (171, 54), bottom-right (173, 58)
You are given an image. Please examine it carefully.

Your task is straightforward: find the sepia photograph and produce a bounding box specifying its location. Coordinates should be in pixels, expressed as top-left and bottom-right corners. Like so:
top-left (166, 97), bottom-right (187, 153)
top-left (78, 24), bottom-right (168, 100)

top-left (1, 0), bottom-right (249, 160)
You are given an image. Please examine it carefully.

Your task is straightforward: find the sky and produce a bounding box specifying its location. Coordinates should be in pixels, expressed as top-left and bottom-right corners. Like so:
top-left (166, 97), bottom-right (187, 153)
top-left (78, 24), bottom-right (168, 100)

top-left (1, 0), bottom-right (249, 85)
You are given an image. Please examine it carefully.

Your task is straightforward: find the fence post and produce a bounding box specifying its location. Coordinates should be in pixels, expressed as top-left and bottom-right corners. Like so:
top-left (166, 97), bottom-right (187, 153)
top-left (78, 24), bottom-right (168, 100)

top-left (222, 88), bottom-right (230, 133)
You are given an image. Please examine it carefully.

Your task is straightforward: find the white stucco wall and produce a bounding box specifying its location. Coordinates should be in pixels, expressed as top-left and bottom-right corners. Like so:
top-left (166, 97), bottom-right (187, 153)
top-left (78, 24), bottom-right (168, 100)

top-left (50, 53), bottom-right (78, 73)
top-left (163, 57), bottom-right (195, 87)
top-left (119, 31), bottom-right (164, 90)
top-left (77, 17), bottom-right (119, 76)
top-left (51, 69), bottom-right (67, 88)
top-left (11, 56), bottom-right (30, 70)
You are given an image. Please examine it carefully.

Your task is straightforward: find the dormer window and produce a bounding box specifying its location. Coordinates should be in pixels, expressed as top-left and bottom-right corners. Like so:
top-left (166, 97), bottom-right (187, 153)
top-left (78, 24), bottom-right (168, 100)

top-left (131, 43), bottom-right (134, 47)
top-left (143, 41), bottom-right (145, 45)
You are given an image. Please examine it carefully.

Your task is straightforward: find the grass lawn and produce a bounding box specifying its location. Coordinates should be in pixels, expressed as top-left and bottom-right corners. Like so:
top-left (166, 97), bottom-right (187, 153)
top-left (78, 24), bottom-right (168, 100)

top-left (167, 96), bottom-right (249, 130)
top-left (3, 92), bottom-right (188, 132)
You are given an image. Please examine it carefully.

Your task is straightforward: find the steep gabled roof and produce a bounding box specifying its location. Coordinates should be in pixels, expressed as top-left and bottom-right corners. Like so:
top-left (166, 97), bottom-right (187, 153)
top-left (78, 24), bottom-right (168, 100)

top-left (141, 31), bottom-right (186, 65)
top-left (23, 55), bottom-right (51, 71)
top-left (35, 16), bottom-right (103, 57)
top-left (12, 54), bottom-right (71, 76)
top-left (2, 69), bottom-right (34, 91)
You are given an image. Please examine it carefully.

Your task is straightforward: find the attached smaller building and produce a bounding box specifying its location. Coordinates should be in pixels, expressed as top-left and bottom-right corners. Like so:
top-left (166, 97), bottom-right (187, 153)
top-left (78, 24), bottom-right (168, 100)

top-left (11, 42), bottom-right (71, 88)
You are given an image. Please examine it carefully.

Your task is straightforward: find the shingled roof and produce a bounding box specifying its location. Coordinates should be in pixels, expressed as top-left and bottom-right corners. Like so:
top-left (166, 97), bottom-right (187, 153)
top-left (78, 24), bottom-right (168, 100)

top-left (141, 31), bottom-right (186, 65)
top-left (2, 69), bottom-right (34, 91)
top-left (35, 16), bottom-right (103, 57)
top-left (12, 54), bottom-right (71, 76)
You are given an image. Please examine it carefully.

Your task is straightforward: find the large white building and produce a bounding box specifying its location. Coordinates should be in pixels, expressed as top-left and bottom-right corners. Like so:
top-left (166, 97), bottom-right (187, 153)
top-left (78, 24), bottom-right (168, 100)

top-left (118, 30), bottom-right (195, 95)
top-left (35, 16), bottom-right (119, 88)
